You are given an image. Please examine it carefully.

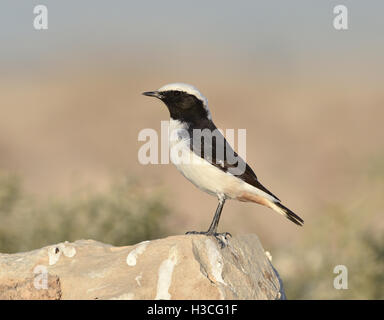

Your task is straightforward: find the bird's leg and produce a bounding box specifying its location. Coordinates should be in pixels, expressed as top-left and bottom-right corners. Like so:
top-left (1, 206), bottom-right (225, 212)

top-left (206, 197), bottom-right (226, 235)
top-left (186, 197), bottom-right (231, 248)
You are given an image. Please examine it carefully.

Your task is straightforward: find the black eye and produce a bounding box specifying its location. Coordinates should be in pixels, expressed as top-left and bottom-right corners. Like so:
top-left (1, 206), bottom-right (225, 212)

top-left (174, 91), bottom-right (180, 96)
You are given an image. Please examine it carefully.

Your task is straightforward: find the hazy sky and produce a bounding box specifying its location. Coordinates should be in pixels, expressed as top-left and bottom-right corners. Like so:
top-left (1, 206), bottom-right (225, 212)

top-left (0, 1), bottom-right (383, 73)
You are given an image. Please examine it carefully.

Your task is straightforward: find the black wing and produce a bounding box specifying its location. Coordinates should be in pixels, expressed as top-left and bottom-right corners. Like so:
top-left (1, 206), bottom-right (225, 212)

top-left (187, 119), bottom-right (280, 201)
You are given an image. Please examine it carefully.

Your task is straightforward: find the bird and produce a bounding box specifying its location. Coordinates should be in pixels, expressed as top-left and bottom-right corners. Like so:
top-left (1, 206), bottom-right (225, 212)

top-left (143, 83), bottom-right (303, 246)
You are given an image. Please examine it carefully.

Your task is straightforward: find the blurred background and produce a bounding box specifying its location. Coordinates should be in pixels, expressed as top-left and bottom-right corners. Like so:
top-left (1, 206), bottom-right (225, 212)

top-left (0, 0), bottom-right (383, 299)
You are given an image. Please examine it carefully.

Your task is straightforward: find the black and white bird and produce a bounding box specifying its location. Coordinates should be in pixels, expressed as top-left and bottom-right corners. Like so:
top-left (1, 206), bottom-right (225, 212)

top-left (143, 83), bottom-right (303, 245)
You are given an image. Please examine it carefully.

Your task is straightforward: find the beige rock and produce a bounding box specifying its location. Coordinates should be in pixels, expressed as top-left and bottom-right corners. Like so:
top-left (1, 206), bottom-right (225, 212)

top-left (0, 234), bottom-right (285, 300)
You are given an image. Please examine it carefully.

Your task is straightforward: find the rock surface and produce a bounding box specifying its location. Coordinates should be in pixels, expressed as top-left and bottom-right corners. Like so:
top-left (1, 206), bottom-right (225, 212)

top-left (0, 234), bottom-right (285, 300)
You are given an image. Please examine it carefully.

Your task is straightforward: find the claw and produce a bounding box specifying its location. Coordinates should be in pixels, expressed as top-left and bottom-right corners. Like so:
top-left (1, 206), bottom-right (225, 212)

top-left (185, 231), bottom-right (231, 248)
top-left (213, 232), bottom-right (231, 248)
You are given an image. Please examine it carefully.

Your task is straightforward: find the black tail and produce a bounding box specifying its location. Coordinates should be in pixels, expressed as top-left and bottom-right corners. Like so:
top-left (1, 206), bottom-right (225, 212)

top-left (274, 202), bottom-right (304, 226)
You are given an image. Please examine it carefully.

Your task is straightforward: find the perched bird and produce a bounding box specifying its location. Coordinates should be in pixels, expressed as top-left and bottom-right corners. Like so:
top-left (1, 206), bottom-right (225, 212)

top-left (143, 83), bottom-right (303, 245)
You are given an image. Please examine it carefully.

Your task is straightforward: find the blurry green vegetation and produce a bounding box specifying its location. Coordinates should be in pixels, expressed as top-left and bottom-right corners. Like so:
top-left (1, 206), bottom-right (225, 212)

top-left (273, 161), bottom-right (384, 300)
top-left (0, 172), bottom-right (169, 253)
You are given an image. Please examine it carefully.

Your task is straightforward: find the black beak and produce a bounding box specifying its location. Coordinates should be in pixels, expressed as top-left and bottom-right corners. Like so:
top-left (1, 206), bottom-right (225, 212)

top-left (142, 91), bottom-right (163, 99)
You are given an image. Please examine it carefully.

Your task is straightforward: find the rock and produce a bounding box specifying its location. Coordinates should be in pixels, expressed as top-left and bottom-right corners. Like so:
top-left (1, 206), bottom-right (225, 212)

top-left (0, 234), bottom-right (285, 300)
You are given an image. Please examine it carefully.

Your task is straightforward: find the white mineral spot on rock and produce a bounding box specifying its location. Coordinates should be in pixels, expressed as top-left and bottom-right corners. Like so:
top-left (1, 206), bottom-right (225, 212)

top-left (205, 238), bottom-right (226, 285)
top-left (63, 246), bottom-right (76, 258)
top-left (155, 246), bottom-right (178, 300)
top-left (135, 272), bottom-right (143, 287)
top-left (48, 246), bottom-right (62, 265)
top-left (126, 241), bottom-right (150, 266)
top-left (265, 251), bottom-right (272, 262)
top-left (47, 243), bottom-right (76, 265)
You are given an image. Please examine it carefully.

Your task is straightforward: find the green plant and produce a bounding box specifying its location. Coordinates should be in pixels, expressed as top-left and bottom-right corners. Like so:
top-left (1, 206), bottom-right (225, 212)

top-left (273, 182), bottom-right (384, 299)
top-left (0, 173), bottom-right (170, 253)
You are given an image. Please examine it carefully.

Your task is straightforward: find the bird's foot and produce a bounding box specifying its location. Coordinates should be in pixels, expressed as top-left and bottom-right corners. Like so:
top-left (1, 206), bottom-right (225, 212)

top-left (185, 231), bottom-right (232, 248)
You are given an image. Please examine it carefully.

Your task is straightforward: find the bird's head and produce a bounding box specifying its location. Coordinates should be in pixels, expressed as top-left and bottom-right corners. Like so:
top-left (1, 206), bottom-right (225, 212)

top-left (142, 83), bottom-right (211, 123)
